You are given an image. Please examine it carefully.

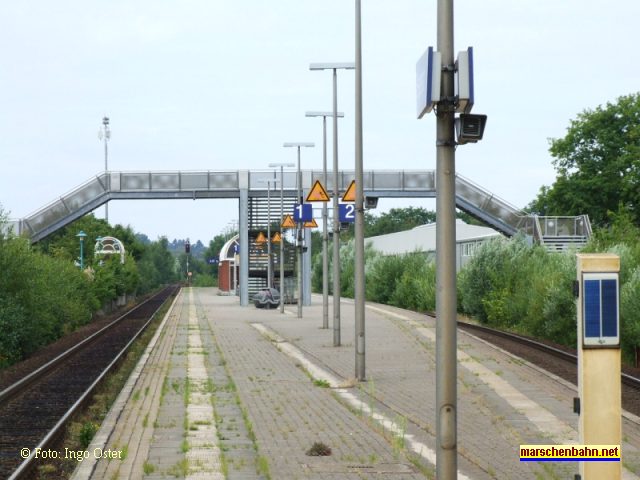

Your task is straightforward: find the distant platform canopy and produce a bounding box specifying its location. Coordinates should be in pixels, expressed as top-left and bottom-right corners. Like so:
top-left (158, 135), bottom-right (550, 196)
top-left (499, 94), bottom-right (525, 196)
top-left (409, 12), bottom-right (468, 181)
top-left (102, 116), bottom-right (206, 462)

top-left (219, 235), bottom-right (240, 262)
top-left (95, 236), bottom-right (125, 264)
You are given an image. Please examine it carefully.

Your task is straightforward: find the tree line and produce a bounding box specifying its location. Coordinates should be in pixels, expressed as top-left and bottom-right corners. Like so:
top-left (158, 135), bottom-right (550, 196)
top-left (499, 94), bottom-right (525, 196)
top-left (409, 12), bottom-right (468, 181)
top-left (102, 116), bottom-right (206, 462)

top-left (0, 211), bottom-right (179, 368)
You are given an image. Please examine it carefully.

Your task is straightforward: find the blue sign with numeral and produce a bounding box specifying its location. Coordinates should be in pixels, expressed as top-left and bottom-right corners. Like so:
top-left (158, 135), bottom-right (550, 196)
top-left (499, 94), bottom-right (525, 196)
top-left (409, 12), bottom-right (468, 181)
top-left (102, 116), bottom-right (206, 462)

top-left (339, 203), bottom-right (356, 223)
top-left (293, 203), bottom-right (313, 222)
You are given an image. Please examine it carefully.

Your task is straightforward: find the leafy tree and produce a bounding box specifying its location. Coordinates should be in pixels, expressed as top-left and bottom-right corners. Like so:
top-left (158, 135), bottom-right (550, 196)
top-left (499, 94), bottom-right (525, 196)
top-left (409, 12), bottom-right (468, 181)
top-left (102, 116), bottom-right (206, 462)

top-left (36, 214), bottom-right (111, 262)
top-left (203, 233), bottom-right (230, 280)
top-left (137, 237), bottom-right (178, 292)
top-left (529, 93), bottom-right (640, 226)
top-left (111, 224), bottom-right (146, 260)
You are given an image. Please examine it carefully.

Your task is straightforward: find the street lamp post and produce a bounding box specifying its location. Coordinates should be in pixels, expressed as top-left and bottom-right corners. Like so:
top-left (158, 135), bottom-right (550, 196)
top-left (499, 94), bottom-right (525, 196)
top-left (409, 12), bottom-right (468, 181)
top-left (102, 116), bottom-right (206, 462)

top-left (309, 62), bottom-right (354, 346)
top-left (98, 116), bottom-right (111, 224)
top-left (266, 180), bottom-right (272, 288)
top-left (76, 231), bottom-right (88, 270)
top-left (283, 143), bottom-right (314, 319)
top-left (305, 111), bottom-right (344, 330)
top-left (268, 162), bottom-right (295, 313)
top-left (354, 0), bottom-right (366, 382)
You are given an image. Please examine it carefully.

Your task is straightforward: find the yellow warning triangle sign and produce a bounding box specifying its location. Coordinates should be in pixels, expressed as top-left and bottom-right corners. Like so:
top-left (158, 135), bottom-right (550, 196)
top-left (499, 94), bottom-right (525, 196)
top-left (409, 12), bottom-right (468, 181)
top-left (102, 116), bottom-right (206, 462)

top-left (306, 180), bottom-right (331, 202)
top-left (281, 215), bottom-right (296, 229)
top-left (272, 232), bottom-right (282, 243)
top-left (303, 218), bottom-right (318, 228)
top-left (342, 180), bottom-right (356, 202)
top-left (255, 232), bottom-right (267, 243)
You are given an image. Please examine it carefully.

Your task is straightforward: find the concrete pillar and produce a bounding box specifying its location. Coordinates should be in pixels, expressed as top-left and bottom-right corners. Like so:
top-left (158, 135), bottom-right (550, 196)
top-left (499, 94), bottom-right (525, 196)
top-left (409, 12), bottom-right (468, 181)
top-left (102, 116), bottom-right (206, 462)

top-left (576, 253), bottom-right (621, 479)
top-left (239, 171), bottom-right (249, 306)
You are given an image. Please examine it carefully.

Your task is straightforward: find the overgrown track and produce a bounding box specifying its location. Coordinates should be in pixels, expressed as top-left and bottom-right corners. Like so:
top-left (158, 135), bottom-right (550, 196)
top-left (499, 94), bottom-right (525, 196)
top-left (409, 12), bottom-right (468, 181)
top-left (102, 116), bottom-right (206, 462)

top-left (457, 321), bottom-right (640, 417)
top-left (0, 285), bottom-right (179, 480)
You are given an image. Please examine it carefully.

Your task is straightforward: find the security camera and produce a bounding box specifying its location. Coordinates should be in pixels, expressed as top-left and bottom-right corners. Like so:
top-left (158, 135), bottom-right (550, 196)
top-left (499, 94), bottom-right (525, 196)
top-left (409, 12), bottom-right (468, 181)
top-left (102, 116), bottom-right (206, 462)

top-left (455, 114), bottom-right (487, 145)
top-left (364, 196), bottom-right (378, 209)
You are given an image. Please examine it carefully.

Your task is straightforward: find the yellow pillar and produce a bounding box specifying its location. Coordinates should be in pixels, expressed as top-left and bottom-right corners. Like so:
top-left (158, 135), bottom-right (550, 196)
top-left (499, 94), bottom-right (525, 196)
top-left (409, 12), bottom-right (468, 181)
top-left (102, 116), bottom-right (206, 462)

top-left (576, 254), bottom-right (621, 479)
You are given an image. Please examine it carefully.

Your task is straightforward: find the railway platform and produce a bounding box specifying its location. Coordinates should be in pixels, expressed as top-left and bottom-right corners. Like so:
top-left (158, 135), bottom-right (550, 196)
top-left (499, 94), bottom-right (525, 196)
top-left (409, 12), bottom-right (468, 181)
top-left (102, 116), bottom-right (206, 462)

top-left (72, 287), bottom-right (640, 479)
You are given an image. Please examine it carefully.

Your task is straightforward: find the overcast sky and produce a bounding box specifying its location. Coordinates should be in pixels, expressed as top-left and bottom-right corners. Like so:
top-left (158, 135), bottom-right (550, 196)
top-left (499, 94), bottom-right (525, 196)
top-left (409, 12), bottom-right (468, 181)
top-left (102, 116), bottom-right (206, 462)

top-left (1, 1), bottom-right (638, 244)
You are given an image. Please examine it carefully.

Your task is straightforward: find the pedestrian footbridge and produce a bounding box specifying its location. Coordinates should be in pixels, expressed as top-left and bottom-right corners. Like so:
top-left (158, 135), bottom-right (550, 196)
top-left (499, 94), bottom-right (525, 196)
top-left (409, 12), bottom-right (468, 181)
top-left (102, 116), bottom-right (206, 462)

top-left (5, 169), bottom-right (588, 243)
top-left (3, 169), bottom-right (590, 304)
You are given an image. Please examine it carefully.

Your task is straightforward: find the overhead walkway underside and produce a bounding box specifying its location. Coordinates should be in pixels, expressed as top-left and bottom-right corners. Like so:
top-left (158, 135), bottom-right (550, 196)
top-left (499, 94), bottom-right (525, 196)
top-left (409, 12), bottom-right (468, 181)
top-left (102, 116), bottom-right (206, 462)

top-left (6, 169), bottom-right (589, 249)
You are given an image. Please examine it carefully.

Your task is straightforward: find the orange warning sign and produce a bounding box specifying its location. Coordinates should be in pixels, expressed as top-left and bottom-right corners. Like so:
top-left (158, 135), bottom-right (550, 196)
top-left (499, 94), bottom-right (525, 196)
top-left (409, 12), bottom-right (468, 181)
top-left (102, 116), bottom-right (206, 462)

top-left (272, 232), bottom-right (282, 243)
top-left (306, 180), bottom-right (331, 202)
top-left (255, 232), bottom-right (267, 243)
top-left (281, 215), bottom-right (296, 228)
top-left (342, 180), bottom-right (356, 202)
top-left (303, 219), bottom-right (318, 228)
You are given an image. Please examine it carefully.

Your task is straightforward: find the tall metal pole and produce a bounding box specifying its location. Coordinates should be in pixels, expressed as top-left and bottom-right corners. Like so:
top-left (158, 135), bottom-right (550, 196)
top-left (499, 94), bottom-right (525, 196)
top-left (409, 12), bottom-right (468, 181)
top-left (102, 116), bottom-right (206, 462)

top-left (296, 146), bottom-right (303, 319)
top-left (321, 116), bottom-right (329, 329)
top-left (101, 116), bottom-right (110, 224)
top-left (306, 111), bottom-right (343, 328)
top-left (354, 0), bottom-right (366, 381)
top-left (332, 68), bottom-right (341, 347)
top-left (266, 180), bottom-right (272, 288)
top-left (280, 166), bottom-right (285, 313)
top-left (436, 0), bottom-right (457, 477)
top-left (309, 63), bottom-right (353, 343)
top-left (271, 162), bottom-right (295, 313)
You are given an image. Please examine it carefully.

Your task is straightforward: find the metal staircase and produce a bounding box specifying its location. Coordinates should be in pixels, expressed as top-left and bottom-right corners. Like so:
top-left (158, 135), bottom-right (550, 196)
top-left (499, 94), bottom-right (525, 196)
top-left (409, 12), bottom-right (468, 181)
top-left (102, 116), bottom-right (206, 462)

top-left (453, 174), bottom-right (592, 252)
top-left (247, 195), bottom-right (296, 299)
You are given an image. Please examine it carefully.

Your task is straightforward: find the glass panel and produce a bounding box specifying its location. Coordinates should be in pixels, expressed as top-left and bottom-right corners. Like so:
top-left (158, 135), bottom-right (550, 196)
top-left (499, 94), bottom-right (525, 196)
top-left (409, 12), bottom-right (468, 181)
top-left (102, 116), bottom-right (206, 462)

top-left (181, 172), bottom-right (208, 189)
top-left (151, 173), bottom-right (180, 190)
top-left (209, 172), bottom-right (238, 189)
top-left (63, 179), bottom-right (106, 210)
top-left (372, 172), bottom-right (401, 189)
top-left (27, 200), bottom-right (67, 233)
top-left (404, 171), bottom-right (435, 190)
top-left (121, 173), bottom-right (150, 190)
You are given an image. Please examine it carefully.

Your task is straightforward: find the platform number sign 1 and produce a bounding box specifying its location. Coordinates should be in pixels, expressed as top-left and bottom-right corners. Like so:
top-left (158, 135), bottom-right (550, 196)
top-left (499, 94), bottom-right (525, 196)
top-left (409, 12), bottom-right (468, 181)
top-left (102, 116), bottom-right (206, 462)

top-left (293, 203), bottom-right (313, 223)
top-left (339, 203), bottom-right (355, 223)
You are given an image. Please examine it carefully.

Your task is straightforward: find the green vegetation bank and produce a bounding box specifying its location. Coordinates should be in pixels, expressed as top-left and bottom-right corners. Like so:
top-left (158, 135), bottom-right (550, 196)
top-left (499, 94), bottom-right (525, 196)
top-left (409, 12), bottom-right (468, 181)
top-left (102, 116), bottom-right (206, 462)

top-left (0, 212), bottom-right (179, 368)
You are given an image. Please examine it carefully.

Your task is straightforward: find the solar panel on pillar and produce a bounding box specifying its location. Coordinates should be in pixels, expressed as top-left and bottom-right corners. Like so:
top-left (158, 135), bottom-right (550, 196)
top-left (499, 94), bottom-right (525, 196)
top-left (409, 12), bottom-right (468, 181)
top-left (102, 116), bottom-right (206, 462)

top-left (584, 279), bottom-right (601, 339)
top-left (601, 279), bottom-right (618, 337)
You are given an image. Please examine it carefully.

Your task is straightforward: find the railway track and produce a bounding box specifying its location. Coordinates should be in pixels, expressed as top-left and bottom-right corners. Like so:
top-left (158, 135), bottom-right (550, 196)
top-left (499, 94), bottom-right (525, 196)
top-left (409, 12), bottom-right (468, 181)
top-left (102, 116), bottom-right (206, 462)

top-left (457, 320), bottom-right (640, 417)
top-left (0, 285), bottom-right (179, 480)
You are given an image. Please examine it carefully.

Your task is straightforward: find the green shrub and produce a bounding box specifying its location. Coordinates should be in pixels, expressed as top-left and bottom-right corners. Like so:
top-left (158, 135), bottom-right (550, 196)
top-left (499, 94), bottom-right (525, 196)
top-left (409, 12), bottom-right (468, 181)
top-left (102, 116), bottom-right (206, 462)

top-left (390, 255), bottom-right (436, 312)
top-left (366, 253), bottom-right (413, 304)
top-left (621, 268), bottom-right (640, 364)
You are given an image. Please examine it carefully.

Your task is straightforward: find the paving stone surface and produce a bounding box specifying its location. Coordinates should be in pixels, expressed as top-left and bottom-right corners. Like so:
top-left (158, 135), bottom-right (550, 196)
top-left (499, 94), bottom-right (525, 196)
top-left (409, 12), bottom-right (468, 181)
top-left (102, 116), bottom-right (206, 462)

top-left (74, 288), bottom-right (640, 479)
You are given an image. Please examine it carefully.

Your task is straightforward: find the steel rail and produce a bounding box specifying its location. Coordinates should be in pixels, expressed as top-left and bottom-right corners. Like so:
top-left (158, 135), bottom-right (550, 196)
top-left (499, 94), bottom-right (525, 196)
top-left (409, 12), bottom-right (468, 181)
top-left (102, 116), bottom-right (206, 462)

top-left (6, 285), bottom-right (179, 480)
top-left (0, 286), bottom-right (173, 405)
top-left (457, 320), bottom-right (640, 390)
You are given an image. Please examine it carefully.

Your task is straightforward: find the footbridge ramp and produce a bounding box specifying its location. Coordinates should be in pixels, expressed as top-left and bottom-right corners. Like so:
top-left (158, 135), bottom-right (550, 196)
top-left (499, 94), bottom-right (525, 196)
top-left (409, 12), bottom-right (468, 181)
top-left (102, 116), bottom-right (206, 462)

top-left (5, 169), bottom-right (543, 243)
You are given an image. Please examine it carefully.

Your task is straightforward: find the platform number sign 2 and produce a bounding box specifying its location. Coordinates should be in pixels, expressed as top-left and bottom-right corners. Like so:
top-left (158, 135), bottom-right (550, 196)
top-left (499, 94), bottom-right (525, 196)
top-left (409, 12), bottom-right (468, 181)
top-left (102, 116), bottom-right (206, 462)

top-left (339, 204), bottom-right (355, 223)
